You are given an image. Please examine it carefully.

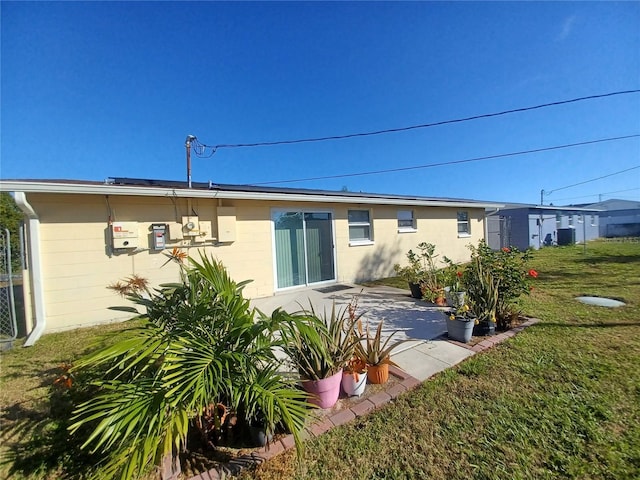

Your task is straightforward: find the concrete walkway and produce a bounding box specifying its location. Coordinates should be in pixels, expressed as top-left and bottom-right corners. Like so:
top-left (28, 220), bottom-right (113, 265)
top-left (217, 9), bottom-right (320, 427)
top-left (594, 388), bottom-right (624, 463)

top-left (250, 284), bottom-right (473, 381)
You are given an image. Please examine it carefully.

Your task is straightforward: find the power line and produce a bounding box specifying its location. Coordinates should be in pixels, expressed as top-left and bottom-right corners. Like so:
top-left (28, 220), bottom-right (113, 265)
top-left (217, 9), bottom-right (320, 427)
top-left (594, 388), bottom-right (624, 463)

top-left (193, 89), bottom-right (640, 154)
top-left (545, 165), bottom-right (640, 195)
top-left (248, 134), bottom-right (640, 186)
top-left (551, 187), bottom-right (640, 202)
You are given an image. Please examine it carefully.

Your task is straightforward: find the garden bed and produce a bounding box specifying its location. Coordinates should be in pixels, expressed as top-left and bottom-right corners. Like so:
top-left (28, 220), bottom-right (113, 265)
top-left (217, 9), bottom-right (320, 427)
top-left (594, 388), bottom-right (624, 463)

top-left (175, 368), bottom-right (410, 480)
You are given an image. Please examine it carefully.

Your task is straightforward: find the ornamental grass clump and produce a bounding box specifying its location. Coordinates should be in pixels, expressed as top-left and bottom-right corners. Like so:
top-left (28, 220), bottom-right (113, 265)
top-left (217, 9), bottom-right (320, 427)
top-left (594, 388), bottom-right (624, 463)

top-left (464, 240), bottom-right (538, 329)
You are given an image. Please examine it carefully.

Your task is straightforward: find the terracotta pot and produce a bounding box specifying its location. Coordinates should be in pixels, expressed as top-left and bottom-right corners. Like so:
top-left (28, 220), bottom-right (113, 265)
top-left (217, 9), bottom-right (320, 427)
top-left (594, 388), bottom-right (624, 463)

top-left (341, 370), bottom-right (367, 397)
top-left (367, 363), bottom-right (389, 384)
top-left (301, 369), bottom-right (343, 409)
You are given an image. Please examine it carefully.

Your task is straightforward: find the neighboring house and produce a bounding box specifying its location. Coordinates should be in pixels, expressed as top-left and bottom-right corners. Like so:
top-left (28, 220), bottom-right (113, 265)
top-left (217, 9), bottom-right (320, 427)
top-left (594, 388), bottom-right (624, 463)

top-left (581, 199), bottom-right (640, 238)
top-left (486, 204), bottom-right (601, 251)
top-left (0, 177), bottom-right (502, 344)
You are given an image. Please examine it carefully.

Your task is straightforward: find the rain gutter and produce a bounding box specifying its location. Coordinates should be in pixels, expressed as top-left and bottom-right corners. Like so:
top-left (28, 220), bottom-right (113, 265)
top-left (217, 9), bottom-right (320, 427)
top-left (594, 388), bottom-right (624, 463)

top-left (0, 180), bottom-right (504, 209)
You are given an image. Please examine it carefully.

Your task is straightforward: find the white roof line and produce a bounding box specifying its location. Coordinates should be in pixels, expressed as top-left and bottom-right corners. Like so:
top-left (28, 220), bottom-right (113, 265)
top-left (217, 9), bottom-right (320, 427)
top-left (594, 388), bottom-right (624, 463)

top-left (0, 180), bottom-right (504, 209)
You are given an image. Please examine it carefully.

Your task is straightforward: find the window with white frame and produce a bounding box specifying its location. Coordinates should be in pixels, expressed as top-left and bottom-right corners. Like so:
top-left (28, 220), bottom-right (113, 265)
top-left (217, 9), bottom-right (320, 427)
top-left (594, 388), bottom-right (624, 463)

top-left (578, 214), bottom-right (584, 224)
top-left (397, 210), bottom-right (416, 231)
top-left (457, 211), bottom-right (470, 236)
top-left (556, 213), bottom-right (562, 227)
top-left (568, 215), bottom-right (574, 226)
top-left (590, 214), bottom-right (596, 226)
top-left (348, 209), bottom-right (372, 243)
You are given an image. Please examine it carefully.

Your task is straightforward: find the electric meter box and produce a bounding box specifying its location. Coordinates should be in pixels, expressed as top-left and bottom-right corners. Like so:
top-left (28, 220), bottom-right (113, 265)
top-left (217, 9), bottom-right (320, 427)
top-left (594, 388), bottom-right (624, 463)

top-left (181, 216), bottom-right (200, 236)
top-left (111, 222), bottom-right (139, 249)
top-left (151, 224), bottom-right (168, 250)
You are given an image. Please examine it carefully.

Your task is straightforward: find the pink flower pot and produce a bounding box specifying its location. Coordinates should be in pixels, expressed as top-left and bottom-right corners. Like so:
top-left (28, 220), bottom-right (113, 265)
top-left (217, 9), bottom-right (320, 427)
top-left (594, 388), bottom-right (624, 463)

top-left (301, 369), bottom-right (343, 409)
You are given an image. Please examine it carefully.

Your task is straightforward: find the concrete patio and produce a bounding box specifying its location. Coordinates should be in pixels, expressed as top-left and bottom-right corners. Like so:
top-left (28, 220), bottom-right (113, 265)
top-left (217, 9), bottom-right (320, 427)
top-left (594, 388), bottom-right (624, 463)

top-left (250, 284), bottom-right (474, 381)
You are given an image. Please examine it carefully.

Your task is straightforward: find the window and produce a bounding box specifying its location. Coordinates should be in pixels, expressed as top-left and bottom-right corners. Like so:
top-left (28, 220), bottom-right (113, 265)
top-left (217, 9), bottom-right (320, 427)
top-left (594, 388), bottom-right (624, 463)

top-left (590, 215), bottom-right (596, 226)
top-left (348, 210), bottom-right (372, 243)
top-left (457, 211), bottom-right (470, 236)
top-left (556, 213), bottom-right (562, 227)
top-left (578, 214), bottom-right (584, 224)
top-left (397, 210), bottom-right (416, 232)
top-left (568, 215), bottom-right (574, 226)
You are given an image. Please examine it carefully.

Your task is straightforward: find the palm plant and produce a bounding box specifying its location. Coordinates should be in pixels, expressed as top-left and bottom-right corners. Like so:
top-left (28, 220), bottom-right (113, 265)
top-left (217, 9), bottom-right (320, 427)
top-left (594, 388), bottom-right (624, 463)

top-left (67, 253), bottom-right (311, 480)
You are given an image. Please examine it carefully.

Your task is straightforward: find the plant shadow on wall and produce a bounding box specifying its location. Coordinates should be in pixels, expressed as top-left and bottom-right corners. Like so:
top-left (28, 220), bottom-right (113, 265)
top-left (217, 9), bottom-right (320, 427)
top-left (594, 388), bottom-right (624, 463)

top-left (9, 250), bottom-right (322, 480)
top-left (354, 242), bottom-right (403, 284)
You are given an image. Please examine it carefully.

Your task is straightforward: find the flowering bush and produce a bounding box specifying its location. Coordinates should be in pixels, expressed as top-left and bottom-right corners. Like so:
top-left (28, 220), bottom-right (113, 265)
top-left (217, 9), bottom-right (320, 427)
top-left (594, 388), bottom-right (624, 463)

top-left (464, 240), bottom-right (537, 329)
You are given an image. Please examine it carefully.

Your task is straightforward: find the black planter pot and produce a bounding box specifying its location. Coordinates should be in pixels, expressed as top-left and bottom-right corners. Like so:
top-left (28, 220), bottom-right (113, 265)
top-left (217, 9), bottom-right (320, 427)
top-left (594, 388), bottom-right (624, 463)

top-left (473, 321), bottom-right (496, 336)
top-left (408, 282), bottom-right (422, 299)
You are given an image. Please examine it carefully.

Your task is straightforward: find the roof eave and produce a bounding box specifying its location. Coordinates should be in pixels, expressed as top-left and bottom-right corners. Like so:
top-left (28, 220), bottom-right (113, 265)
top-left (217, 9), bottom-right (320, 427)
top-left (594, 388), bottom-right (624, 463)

top-left (0, 180), bottom-right (504, 209)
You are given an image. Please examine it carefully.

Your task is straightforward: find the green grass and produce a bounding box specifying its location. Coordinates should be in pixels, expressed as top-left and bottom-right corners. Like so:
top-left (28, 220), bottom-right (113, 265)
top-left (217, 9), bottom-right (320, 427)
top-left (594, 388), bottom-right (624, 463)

top-left (2, 240), bottom-right (639, 479)
top-left (0, 319), bottom-right (144, 480)
top-left (239, 240), bottom-right (640, 479)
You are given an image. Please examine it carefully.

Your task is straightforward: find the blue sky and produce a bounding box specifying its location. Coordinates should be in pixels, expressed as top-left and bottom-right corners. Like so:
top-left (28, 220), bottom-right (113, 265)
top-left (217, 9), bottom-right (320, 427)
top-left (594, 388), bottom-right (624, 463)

top-left (2, 1), bottom-right (639, 205)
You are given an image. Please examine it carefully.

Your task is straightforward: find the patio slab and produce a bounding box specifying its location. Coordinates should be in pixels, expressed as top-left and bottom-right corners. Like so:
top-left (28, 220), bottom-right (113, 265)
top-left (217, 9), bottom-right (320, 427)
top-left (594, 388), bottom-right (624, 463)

top-left (250, 284), bottom-right (470, 382)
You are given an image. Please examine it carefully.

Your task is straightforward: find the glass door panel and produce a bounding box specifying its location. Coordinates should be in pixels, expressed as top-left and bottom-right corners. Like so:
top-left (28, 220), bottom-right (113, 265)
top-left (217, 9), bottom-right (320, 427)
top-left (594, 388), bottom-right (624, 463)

top-left (274, 212), bottom-right (306, 289)
top-left (304, 212), bottom-right (335, 283)
top-left (273, 211), bottom-right (335, 289)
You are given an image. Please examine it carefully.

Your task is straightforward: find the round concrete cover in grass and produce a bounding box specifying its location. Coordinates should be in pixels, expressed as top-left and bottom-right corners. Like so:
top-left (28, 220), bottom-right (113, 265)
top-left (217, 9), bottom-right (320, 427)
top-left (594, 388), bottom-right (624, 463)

top-left (575, 296), bottom-right (626, 308)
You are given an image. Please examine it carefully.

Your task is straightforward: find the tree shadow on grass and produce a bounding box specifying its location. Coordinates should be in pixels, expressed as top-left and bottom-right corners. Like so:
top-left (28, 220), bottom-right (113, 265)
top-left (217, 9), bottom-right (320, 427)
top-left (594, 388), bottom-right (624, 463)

top-left (541, 322), bottom-right (640, 329)
top-left (1, 395), bottom-right (103, 479)
top-left (576, 254), bottom-right (640, 265)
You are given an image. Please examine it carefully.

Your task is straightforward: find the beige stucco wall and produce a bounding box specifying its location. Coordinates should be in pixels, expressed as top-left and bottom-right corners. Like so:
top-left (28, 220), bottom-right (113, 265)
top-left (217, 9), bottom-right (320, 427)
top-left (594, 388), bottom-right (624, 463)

top-left (22, 192), bottom-right (485, 334)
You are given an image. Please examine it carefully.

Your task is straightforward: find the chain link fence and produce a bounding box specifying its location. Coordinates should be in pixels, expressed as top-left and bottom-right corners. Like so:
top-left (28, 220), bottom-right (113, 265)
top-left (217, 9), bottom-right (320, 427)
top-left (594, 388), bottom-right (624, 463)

top-left (1, 228), bottom-right (18, 348)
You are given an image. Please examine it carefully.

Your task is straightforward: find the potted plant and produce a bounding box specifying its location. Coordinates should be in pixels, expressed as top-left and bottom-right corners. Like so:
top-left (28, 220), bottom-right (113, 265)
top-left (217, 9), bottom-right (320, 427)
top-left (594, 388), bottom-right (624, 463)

top-left (393, 254), bottom-right (423, 299)
top-left (444, 303), bottom-right (477, 343)
top-left (464, 255), bottom-right (499, 336)
top-left (442, 256), bottom-right (466, 308)
top-left (395, 242), bottom-right (444, 301)
top-left (354, 319), bottom-right (411, 384)
top-left (280, 302), bottom-right (362, 409)
top-left (341, 357), bottom-right (368, 397)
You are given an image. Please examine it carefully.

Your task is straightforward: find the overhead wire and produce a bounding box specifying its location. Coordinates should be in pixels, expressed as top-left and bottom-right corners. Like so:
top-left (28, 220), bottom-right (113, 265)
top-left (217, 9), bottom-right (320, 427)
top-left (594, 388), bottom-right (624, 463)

top-left (247, 134), bottom-right (640, 185)
top-left (192, 89), bottom-right (640, 155)
top-left (545, 165), bottom-right (640, 194)
top-left (550, 187), bottom-right (640, 202)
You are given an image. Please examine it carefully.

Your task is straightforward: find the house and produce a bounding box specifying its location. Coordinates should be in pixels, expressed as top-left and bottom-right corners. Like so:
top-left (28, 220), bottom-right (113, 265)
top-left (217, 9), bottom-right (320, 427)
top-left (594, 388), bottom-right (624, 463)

top-left (0, 177), bottom-right (502, 345)
top-left (486, 204), bottom-right (601, 251)
top-left (581, 199), bottom-right (640, 238)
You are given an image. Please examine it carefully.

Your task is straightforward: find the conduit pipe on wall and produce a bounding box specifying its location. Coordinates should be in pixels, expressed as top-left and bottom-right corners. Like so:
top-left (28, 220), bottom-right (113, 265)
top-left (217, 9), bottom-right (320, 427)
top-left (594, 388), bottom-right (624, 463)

top-left (13, 192), bottom-right (47, 346)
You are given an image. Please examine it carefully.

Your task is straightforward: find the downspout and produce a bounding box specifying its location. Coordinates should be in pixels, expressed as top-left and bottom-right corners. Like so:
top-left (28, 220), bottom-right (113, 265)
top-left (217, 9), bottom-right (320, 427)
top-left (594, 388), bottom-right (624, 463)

top-left (13, 192), bottom-right (47, 346)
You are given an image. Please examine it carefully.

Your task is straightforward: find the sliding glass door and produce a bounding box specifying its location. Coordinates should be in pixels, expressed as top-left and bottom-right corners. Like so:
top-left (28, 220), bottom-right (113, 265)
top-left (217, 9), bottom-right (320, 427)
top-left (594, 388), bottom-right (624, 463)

top-left (273, 210), bottom-right (335, 289)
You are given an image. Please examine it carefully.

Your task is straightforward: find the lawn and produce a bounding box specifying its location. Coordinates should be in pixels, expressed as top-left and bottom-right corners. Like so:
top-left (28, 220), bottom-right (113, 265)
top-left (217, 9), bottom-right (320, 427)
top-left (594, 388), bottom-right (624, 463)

top-left (238, 240), bottom-right (640, 480)
top-left (1, 240), bottom-right (639, 479)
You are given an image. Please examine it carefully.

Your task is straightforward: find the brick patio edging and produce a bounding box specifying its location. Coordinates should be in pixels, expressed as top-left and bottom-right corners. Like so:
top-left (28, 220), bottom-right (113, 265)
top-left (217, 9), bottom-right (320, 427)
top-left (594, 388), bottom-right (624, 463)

top-left (445, 316), bottom-right (541, 352)
top-left (163, 318), bottom-right (540, 480)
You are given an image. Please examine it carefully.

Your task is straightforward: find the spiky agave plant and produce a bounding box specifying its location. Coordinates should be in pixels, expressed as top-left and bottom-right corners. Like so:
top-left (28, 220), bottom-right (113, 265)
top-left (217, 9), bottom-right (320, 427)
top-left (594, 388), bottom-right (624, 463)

top-left (354, 319), bottom-right (412, 367)
top-left (68, 253), bottom-right (311, 480)
top-left (280, 301), bottom-right (363, 382)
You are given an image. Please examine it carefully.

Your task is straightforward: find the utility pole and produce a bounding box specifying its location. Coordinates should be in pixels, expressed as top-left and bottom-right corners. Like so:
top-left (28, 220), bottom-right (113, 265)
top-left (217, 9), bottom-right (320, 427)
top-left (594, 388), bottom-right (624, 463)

top-left (185, 135), bottom-right (196, 189)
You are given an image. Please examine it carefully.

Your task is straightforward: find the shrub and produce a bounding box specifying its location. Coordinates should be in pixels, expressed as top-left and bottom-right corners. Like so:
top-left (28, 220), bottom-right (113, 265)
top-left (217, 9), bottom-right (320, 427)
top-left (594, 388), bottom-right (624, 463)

top-left (464, 240), bottom-right (537, 328)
